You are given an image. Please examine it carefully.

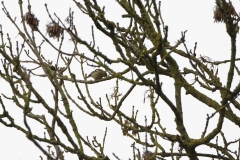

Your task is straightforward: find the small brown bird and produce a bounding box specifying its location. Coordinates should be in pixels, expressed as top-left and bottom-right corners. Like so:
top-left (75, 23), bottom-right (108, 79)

top-left (87, 69), bottom-right (107, 80)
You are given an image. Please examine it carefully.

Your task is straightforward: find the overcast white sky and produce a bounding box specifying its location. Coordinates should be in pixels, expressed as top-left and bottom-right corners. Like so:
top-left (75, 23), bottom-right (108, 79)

top-left (0, 0), bottom-right (240, 160)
